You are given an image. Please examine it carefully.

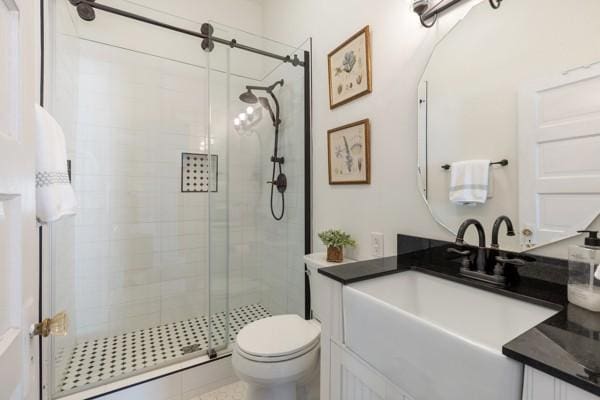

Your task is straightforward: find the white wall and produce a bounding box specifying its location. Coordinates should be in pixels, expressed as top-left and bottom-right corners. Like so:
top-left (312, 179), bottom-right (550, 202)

top-left (263, 0), bottom-right (584, 260)
top-left (263, 0), bottom-right (479, 260)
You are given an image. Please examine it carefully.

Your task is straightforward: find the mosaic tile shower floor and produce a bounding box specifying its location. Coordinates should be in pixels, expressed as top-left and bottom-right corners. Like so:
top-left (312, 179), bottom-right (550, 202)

top-left (58, 304), bottom-right (271, 393)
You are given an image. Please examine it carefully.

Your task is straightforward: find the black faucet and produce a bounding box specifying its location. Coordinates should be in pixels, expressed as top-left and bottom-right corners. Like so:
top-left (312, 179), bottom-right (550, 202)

top-left (455, 219), bottom-right (486, 248)
top-left (491, 216), bottom-right (515, 249)
top-left (455, 219), bottom-right (487, 272)
top-left (452, 217), bottom-right (527, 286)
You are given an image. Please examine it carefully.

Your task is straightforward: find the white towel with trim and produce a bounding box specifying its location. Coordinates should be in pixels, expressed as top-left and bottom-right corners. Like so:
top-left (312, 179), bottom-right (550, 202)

top-left (449, 160), bottom-right (490, 205)
top-left (35, 105), bottom-right (77, 223)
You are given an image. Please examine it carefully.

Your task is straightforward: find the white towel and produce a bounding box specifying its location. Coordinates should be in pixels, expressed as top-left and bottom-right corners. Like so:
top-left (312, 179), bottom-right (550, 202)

top-left (35, 105), bottom-right (77, 223)
top-left (449, 160), bottom-right (490, 205)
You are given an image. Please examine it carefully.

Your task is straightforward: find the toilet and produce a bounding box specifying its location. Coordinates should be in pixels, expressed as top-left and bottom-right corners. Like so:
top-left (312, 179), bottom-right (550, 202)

top-left (232, 253), bottom-right (352, 400)
top-left (232, 314), bottom-right (320, 400)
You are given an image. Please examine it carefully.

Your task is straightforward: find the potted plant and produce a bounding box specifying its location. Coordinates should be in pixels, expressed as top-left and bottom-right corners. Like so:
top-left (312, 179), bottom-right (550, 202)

top-left (318, 229), bottom-right (356, 262)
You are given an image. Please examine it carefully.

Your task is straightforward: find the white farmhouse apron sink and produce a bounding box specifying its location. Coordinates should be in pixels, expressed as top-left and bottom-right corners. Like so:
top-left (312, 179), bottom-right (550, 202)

top-left (343, 271), bottom-right (558, 400)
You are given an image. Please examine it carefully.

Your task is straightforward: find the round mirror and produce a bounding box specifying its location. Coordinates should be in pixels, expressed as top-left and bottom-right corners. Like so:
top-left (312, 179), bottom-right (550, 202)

top-left (418, 0), bottom-right (600, 251)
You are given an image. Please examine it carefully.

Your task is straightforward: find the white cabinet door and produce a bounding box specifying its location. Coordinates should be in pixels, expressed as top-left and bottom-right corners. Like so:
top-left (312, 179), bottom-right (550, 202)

top-left (518, 63), bottom-right (600, 248)
top-left (0, 0), bottom-right (39, 399)
top-left (522, 366), bottom-right (600, 400)
top-left (330, 341), bottom-right (414, 400)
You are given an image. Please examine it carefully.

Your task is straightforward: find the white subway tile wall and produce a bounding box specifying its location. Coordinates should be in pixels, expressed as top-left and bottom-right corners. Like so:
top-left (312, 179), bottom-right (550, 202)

top-left (60, 39), bottom-right (215, 341)
top-left (50, 27), bottom-right (306, 395)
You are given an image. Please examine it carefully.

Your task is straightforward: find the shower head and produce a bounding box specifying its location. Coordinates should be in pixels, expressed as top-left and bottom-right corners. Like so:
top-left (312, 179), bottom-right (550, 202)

top-left (239, 80), bottom-right (284, 103)
top-left (239, 80), bottom-right (284, 126)
top-left (239, 89), bottom-right (258, 104)
top-left (258, 97), bottom-right (276, 123)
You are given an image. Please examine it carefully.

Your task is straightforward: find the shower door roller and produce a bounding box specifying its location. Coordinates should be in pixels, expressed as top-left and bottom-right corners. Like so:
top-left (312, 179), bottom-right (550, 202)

top-left (30, 311), bottom-right (69, 338)
top-left (201, 23), bottom-right (215, 52)
top-left (68, 0), bottom-right (97, 21)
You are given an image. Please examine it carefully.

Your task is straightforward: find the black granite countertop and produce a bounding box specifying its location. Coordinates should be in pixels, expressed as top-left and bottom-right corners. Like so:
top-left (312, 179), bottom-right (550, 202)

top-left (318, 234), bottom-right (600, 396)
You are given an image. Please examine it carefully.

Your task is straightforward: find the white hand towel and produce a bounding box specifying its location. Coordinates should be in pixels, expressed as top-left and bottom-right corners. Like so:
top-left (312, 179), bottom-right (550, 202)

top-left (449, 160), bottom-right (491, 205)
top-left (35, 105), bottom-right (77, 223)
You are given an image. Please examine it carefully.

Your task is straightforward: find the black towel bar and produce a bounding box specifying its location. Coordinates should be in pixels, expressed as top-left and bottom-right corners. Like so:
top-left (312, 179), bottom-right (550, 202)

top-left (441, 159), bottom-right (508, 170)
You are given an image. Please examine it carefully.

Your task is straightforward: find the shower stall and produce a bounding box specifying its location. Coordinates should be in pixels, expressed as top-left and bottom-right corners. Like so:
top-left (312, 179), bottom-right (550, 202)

top-left (42, 0), bottom-right (311, 398)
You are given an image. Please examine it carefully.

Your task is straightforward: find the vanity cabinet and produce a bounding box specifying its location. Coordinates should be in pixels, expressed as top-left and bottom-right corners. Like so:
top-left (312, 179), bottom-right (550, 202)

top-left (315, 264), bottom-right (414, 400)
top-left (311, 252), bottom-right (599, 400)
top-left (522, 366), bottom-right (599, 400)
top-left (330, 341), bottom-right (414, 400)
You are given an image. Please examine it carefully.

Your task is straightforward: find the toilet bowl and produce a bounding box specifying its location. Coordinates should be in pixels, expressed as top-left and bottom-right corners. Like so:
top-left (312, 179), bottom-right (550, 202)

top-left (232, 314), bottom-right (321, 400)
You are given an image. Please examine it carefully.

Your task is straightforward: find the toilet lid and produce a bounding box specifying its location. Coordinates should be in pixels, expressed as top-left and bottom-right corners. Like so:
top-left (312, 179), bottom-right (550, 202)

top-left (236, 314), bottom-right (320, 358)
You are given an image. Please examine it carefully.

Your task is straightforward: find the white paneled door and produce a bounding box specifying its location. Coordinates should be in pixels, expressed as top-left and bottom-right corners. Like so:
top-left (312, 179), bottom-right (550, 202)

top-left (0, 0), bottom-right (39, 399)
top-left (518, 63), bottom-right (600, 248)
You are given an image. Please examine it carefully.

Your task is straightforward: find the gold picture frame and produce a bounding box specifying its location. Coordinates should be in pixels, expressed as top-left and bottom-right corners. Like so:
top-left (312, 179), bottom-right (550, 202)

top-left (328, 26), bottom-right (372, 109)
top-left (327, 119), bottom-right (371, 185)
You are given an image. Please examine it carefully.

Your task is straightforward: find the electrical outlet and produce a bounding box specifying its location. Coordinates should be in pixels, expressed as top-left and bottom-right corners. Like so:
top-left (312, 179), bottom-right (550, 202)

top-left (371, 232), bottom-right (384, 258)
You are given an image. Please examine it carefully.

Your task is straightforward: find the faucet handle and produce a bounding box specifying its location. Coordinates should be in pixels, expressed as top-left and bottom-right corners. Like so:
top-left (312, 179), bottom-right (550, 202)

top-left (447, 247), bottom-right (471, 256)
top-left (495, 256), bottom-right (526, 266)
top-left (448, 247), bottom-right (472, 270)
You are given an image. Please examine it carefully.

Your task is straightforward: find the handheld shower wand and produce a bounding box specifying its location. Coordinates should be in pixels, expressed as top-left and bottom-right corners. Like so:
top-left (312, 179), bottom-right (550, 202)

top-left (239, 80), bottom-right (286, 221)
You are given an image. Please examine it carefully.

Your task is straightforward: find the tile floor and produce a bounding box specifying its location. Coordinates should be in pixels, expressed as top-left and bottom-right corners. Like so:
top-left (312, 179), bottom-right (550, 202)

top-left (58, 304), bottom-right (270, 393)
top-left (197, 381), bottom-right (247, 400)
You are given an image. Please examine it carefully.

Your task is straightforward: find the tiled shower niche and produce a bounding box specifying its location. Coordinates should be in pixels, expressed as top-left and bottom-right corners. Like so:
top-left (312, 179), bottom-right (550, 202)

top-left (181, 153), bottom-right (218, 193)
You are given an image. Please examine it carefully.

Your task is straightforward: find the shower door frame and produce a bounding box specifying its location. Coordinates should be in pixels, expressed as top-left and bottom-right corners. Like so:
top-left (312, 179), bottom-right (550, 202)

top-left (38, 2), bottom-right (313, 398)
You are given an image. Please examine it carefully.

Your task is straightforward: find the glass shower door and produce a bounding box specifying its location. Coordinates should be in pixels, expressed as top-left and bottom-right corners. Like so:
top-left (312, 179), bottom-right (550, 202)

top-left (206, 39), bottom-right (230, 356)
top-left (46, 1), bottom-right (224, 395)
top-left (205, 21), bottom-right (310, 356)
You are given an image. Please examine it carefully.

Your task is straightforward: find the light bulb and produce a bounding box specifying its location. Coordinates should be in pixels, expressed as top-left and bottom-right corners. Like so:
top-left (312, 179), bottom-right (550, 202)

top-left (246, 106), bottom-right (254, 115)
top-left (234, 118), bottom-right (241, 126)
top-left (239, 113), bottom-right (247, 121)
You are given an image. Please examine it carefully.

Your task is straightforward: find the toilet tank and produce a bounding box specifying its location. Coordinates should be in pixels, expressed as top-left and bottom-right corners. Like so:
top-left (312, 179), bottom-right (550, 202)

top-left (304, 253), bottom-right (355, 321)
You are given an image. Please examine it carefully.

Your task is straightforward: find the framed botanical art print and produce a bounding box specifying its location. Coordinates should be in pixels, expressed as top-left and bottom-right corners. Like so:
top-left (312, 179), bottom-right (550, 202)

top-left (328, 119), bottom-right (371, 184)
top-left (328, 26), bottom-right (372, 109)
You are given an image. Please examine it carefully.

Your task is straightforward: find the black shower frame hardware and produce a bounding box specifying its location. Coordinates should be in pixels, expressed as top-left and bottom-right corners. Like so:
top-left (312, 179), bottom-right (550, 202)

top-left (67, 0), bottom-right (305, 67)
top-left (441, 159), bottom-right (509, 170)
top-left (420, 0), bottom-right (504, 28)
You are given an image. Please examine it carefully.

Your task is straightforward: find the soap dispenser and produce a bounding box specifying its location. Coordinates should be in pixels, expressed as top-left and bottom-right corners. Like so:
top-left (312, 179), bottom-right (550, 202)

top-left (568, 230), bottom-right (600, 312)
